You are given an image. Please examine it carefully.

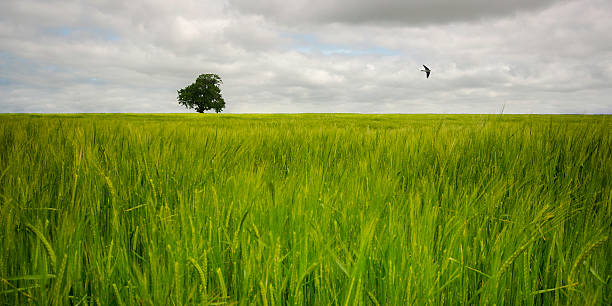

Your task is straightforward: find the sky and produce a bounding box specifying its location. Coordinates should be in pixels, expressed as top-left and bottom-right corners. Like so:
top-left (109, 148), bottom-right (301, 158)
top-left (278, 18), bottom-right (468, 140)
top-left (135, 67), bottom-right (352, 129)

top-left (1, 0), bottom-right (611, 114)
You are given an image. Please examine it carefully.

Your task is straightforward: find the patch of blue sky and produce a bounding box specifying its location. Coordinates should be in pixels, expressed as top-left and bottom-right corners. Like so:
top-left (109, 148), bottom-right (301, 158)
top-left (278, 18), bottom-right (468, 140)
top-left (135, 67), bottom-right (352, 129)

top-left (294, 47), bottom-right (314, 53)
top-left (46, 27), bottom-right (73, 37)
top-left (0, 51), bottom-right (106, 88)
top-left (286, 32), bottom-right (400, 56)
top-left (287, 33), bottom-right (318, 44)
top-left (45, 26), bottom-right (120, 41)
top-left (79, 77), bottom-right (107, 85)
top-left (1, 53), bottom-right (69, 75)
top-left (0, 51), bottom-right (14, 62)
top-left (0, 78), bottom-right (12, 86)
top-left (322, 47), bottom-right (400, 56)
top-left (0, 51), bottom-right (35, 74)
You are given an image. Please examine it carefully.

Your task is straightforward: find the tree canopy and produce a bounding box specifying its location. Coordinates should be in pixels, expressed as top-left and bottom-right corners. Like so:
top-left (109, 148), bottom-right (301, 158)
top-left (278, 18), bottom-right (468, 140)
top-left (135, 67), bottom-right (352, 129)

top-left (177, 74), bottom-right (226, 113)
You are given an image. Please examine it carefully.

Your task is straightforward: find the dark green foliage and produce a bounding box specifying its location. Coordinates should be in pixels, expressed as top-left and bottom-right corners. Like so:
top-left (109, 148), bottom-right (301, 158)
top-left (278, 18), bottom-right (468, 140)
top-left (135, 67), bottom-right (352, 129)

top-left (177, 74), bottom-right (226, 113)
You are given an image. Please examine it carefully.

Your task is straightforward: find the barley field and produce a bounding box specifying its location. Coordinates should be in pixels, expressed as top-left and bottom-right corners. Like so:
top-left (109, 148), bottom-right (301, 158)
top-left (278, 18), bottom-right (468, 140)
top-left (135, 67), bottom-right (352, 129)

top-left (0, 114), bottom-right (610, 305)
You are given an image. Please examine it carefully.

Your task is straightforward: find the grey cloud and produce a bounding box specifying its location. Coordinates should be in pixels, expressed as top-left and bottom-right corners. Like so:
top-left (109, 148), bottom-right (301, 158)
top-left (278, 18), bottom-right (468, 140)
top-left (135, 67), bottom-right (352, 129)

top-left (1, 0), bottom-right (611, 114)
top-left (227, 0), bottom-right (564, 25)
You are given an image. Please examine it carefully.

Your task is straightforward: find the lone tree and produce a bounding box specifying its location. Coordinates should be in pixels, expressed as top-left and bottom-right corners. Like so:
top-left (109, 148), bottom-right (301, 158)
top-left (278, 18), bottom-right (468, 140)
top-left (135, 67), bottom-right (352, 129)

top-left (177, 73), bottom-right (226, 113)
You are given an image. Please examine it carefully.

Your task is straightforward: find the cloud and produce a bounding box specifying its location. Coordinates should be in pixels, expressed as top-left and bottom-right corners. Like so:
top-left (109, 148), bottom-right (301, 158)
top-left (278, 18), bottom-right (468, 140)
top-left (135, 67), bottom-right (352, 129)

top-left (227, 0), bottom-right (565, 25)
top-left (0, 0), bottom-right (611, 114)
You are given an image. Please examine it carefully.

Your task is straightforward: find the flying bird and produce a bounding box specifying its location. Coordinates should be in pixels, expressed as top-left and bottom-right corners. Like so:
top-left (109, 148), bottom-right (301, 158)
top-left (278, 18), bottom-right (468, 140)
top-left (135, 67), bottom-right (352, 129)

top-left (421, 65), bottom-right (431, 78)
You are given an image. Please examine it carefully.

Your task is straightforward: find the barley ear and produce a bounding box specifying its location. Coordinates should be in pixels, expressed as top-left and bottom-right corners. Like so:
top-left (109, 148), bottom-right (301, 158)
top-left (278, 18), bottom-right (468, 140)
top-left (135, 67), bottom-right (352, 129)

top-left (216, 268), bottom-right (227, 298)
top-left (25, 223), bottom-right (57, 273)
top-left (188, 257), bottom-right (206, 295)
top-left (498, 236), bottom-right (537, 277)
top-left (368, 291), bottom-right (381, 306)
top-left (52, 254), bottom-right (68, 305)
top-left (113, 283), bottom-right (125, 306)
top-left (174, 261), bottom-right (182, 304)
top-left (259, 280), bottom-right (268, 306)
top-left (568, 236), bottom-right (608, 284)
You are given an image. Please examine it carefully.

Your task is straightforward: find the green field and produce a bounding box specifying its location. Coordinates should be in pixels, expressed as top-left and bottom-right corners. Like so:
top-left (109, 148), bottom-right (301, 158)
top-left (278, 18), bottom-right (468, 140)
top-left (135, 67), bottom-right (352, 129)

top-left (0, 114), bottom-right (610, 305)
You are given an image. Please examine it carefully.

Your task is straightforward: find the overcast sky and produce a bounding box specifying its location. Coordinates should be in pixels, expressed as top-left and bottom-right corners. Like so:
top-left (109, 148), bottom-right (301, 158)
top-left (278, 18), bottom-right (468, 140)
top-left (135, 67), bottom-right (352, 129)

top-left (1, 0), bottom-right (611, 113)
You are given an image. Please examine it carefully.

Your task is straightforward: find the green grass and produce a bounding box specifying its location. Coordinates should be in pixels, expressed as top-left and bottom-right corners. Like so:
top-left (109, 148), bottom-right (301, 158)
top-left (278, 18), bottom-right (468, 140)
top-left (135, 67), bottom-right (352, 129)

top-left (0, 113), bottom-right (610, 305)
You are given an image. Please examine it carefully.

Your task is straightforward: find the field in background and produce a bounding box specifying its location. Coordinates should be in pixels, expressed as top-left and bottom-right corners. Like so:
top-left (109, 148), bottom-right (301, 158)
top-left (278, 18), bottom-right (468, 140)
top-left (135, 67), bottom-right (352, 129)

top-left (0, 114), bottom-right (610, 305)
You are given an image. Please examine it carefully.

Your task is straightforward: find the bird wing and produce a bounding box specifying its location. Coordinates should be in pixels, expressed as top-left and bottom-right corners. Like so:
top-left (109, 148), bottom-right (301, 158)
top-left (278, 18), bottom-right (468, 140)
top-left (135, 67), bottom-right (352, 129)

top-left (423, 65), bottom-right (429, 70)
top-left (426, 71), bottom-right (430, 78)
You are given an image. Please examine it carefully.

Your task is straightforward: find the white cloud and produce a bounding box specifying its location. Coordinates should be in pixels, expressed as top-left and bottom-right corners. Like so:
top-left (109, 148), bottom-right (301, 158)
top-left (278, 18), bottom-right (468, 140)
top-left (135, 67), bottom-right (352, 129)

top-left (0, 0), bottom-right (611, 113)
